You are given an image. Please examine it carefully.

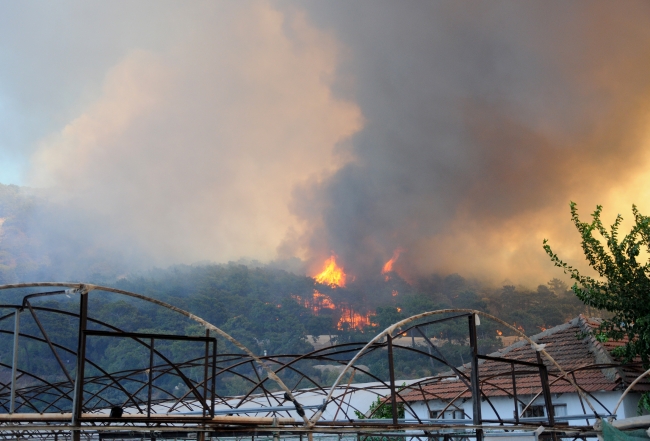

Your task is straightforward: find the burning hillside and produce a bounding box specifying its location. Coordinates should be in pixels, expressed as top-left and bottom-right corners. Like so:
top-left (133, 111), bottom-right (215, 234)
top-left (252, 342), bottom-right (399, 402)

top-left (382, 249), bottom-right (404, 281)
top-left (314, 255), bottom-right (347, 287)
top-left (298, 255), bottom-right (374, 331)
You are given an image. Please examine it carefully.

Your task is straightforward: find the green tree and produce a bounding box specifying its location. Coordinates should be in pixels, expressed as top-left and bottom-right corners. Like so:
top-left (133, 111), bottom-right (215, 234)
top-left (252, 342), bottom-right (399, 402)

top-left (354, 394), bottom-right (405, 419)
top-left (543, 203), bottom-right (650, 365)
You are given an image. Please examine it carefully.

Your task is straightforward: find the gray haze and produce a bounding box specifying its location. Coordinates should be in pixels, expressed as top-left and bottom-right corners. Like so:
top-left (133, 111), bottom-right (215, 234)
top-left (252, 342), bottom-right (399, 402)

top-left (2, 1), bottom-right (650, 283)
top-left (290, 1), bottom-right (650, 283)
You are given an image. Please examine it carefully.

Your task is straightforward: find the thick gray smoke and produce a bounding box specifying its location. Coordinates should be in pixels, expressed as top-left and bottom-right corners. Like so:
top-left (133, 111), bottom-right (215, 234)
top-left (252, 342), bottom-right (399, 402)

top-left (288, 1), bottom-right (650, 283)
top-left (3, 1), bottom-right (361, 280)
top-left (3, 1), bottom-right (650, 284)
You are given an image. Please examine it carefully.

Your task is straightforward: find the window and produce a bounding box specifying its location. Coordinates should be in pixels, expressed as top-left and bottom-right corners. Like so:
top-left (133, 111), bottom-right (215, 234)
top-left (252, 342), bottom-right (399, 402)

top-left (521, 405), bottom-right (545, 418)
top-left (519, 404), bottom-right (566, 419)
top-left (430, 409), bottom-right (465, 420)
top-left (553, 404), bottom-right (567, 417)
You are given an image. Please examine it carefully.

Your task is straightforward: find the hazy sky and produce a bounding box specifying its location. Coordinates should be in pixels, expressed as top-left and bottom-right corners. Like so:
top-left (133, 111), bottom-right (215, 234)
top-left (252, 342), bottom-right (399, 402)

top-left (2, 1), bottom-right (650, 284)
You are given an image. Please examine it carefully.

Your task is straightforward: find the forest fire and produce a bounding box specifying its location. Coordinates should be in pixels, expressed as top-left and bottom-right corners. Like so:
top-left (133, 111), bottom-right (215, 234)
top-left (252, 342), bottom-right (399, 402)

top-left (381, 249), bottom-right (403, 281)
top-left (296, 290), bottom-right (372, 331)
top-left (303, 255), bottom-right (375, 331)
top-left (314, 255), bottom-right (347, 287)
top-left (337, 305), bottom-right (373, 330)
top-left (312, 291), bottom-right (336, 311)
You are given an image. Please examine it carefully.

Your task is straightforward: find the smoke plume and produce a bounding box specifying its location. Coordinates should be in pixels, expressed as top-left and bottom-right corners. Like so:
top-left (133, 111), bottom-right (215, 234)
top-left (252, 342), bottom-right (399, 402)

top-left (2, 1), bottom-right (650, 283)
top-left (288, 1), bottom-right (650, 283)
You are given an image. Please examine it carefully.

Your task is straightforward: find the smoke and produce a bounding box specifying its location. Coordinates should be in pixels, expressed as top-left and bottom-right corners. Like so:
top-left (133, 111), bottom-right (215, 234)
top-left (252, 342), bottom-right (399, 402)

top-left (12, 1), bottom-right (361, 278)
top-left (288, 1), bottom-right (650, 283)
top-left (4, 1), bottom-right (650, 284)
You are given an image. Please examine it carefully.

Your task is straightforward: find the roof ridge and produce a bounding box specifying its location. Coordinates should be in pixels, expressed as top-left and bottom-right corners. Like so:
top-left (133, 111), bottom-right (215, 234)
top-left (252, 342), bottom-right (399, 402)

top-left (437, 317), bottom-right (584, 376)
top-left (486, 317), bottom-right (580, 358)
top-left (576, 314), bottom-right (621, 384)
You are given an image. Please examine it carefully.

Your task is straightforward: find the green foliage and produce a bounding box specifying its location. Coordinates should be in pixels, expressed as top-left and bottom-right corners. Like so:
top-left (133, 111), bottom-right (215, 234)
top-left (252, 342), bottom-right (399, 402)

top-left (373, 307), bottom-right (405, 331)
top-left (545, 203), bottom-right (650, 415)
top-left (354, 394), bottom-right (405, 419)
top-left (544, 202), bottom-right (650, 366)
top-left (638, 391), bottom-right (650, 415)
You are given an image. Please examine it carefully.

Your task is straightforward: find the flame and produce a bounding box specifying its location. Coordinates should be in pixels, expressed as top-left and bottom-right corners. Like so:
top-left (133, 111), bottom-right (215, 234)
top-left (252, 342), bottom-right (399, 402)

top-left (313, 291), bottom-right (336, 310)
top-left (396, 307), bottom-right (402, 313)
top-left (382, 249), bottom-right (402, 274)
top-left (391, 290), bottom-right (398, 297)
top-left (337, 306), bottom-right (372, 330)
top-left (314, 255), bottom-right (346, 287)
top-left (496, 330), bottom-right (503, 336)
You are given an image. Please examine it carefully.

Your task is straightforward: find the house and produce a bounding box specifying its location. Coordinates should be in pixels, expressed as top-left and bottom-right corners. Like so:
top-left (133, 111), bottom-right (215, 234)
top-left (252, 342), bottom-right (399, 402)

top-left (399, 315), bottom-right (649, 427)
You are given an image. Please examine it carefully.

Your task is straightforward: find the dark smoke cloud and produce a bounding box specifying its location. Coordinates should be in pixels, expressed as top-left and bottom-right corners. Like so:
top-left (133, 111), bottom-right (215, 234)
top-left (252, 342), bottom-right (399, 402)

top-left (6, 1), bottom-right (361, 280)
top-left (289, 1), bottom-right (650, 283)
top-left (3, 1), bottom-right (650, 284)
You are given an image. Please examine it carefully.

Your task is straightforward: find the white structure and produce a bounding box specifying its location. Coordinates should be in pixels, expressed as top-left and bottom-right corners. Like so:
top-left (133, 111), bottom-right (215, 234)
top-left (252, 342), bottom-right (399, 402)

top-left (400, 316), bottom-right (648, 428)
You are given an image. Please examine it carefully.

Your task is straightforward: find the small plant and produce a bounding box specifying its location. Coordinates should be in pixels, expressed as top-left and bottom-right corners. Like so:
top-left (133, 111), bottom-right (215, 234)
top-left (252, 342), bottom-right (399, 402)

top-left (354, 395), bottom-right (405, 419)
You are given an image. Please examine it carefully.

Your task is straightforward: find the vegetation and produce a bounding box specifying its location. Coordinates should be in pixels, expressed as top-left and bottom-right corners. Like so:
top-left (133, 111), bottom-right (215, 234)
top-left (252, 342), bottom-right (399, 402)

top-left (0, 184), bottom-right (592, 399)
top-left (544, 203), bottom-right (650, 413)
top-left (354, 395), bottom-right (405, 441)
top-left (354, 394), bottom-right (405, 419)
top-left (544, 203), bottom-right (650, 365)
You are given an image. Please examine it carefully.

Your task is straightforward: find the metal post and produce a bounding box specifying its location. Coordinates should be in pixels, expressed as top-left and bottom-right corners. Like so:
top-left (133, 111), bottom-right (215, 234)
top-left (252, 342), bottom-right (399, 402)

top-left (147, 338), bottom-right (155, 418)
top-left (573, 371), bottom-right (589, 425)
top-left (203, 330), bottom-right (209, 417)
top-left (468, 313), bottom-right (482, 441)
top-left (386, 334), bottom-right (399, 425)
top-left (511, 362), bottom-right (519, 424)
top-left (72, 292), bottom-right (89, 426)
top-left (10, 309), bottom-right (20, 413)
top-left (211, 338), bottom-right (217, 417)
top-left (537, 352), bottom-right (554, 426)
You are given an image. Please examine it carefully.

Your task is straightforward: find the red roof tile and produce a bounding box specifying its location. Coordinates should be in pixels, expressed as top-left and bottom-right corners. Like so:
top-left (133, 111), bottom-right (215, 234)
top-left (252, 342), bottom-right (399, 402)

top-left (400, 315), bottom-right (648, 403)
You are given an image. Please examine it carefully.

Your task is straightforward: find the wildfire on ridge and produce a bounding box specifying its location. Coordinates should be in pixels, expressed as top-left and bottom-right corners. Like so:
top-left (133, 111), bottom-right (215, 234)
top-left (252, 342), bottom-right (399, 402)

top-left (313, 291), bottom-right (336, 310)
top-left (314, 255), bottom-right (346, 288)
top-left (296, 291), bottom-right (371, 331)
top-left (337, 305), bottom-right (373, 330)
top-left (382, 249), bottom-right (404, 281)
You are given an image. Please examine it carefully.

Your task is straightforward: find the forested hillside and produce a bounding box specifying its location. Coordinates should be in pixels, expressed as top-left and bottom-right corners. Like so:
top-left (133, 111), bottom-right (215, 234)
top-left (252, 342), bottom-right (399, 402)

top-left (0, 183), bottom-right (589, 389)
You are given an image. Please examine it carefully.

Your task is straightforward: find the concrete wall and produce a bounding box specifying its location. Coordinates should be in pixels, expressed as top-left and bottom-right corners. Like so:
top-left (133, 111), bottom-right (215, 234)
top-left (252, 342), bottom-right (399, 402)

top-left (406, 390), bottom-right (632, 426)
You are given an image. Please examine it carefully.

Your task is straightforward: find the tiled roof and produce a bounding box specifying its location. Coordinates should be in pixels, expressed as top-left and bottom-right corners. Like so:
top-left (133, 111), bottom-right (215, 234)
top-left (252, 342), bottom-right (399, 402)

top-left (400, 315), bottom-right (648, 403)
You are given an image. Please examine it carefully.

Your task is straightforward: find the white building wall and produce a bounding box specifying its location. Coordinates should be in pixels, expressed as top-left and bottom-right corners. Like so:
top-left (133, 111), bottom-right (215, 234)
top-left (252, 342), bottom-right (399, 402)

top-left (406, 390), bottom-right (636, 426)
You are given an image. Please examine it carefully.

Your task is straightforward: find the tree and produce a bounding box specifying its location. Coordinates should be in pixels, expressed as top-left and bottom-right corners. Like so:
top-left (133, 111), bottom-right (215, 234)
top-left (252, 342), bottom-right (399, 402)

top-left (354, 394), bottom-right (405, 419)
top-left (543, 202), bottom-right (650, 366)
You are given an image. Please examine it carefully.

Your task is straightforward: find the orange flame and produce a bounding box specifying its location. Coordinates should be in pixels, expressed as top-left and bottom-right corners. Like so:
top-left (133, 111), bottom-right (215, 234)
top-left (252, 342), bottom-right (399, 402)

top-left (337, 306), bottom-right (372, 330)
top-left (382, 249), bottom-right (403, 273)
top-left (392, 290), bottom-right (398, 297)
top-left (314, 255), bottom-right (346, 287)
top-left (496, 330), bottom-right (503, 336)
top-left (313, 291), bottom-right (336, 310)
